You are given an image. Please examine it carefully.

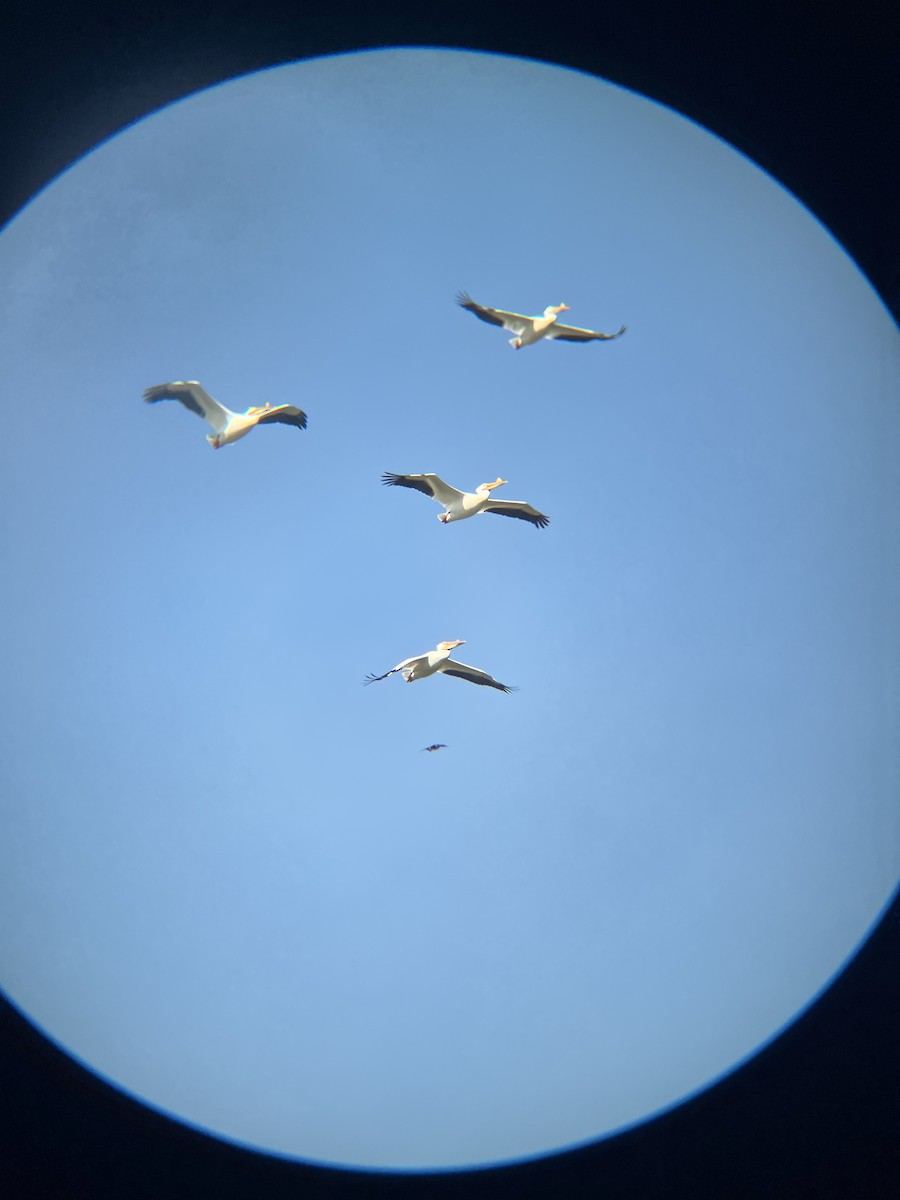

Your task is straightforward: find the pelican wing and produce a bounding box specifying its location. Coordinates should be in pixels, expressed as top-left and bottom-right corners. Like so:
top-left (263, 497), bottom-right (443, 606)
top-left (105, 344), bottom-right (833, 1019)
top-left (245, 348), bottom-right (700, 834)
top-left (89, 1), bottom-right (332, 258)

top-left (364, 652), bottom-right (424, 685)
top-left (254, 404), bottom-right (308, 431)
top-left (456, 292), bottom-right (533, 336)
top-left (547, 321), bottom-right (627, 342)
top-left (143, 381), bottom-right (232, 432)
top-left (483, 500), bottom-right (549, 529)
top-left (382, 472), bottom-right (466, 508)
top-left (441, 660), bottom-right (515, 693)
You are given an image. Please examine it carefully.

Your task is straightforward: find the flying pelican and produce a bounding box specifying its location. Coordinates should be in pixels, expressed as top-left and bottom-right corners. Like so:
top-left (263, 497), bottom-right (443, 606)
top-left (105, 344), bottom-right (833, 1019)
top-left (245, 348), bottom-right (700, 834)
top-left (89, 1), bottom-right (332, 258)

top-left (364, 641), bottom-right (515, 692)
top-left (143, 380), bottom-right (308, 448)
top-left (382, 472), bottom-right (549, 529)
top-left (456, 291), bottom-right (627, 349)
top-left (422, 744), bottom-right (447, 753)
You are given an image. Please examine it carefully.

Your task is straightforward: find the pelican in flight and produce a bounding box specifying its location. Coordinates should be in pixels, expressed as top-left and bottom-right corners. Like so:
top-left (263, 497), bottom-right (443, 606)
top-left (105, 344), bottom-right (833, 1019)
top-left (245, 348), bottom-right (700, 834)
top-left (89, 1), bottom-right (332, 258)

top-left (143, 380), bottom-right (308, 448)
top-left (456, 291), bottom-right (627, 349)
top-left (382, 472), bottom-right (549, 529)
top-left (422, 744), bottom-right (447, 753)
top-left (365, 641), bottom-right (515, 692)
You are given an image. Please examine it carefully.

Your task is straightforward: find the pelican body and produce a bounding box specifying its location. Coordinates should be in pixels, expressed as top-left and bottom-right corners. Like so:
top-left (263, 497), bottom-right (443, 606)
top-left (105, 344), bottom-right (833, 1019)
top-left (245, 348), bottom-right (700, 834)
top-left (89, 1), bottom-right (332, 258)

top-left (143, 380), bottom-right (307, 448)
top-left (382, 472), bottom-right (549, 529)
top-left (456, 291), bottom-right (627, 349)
top-left (364, 641), bottom-right (515, 692)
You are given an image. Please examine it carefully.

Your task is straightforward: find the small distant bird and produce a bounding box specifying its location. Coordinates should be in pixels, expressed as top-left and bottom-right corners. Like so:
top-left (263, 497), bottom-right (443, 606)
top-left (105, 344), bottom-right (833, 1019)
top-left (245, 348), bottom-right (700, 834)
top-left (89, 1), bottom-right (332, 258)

top-left (456, 291), bottom-right (627, 350)
top-left (143, 380), bottom-right (308, 448)
top-left (382, 472), bottom-right (549, 529)
top-left (364, 641), bottom-right (515, 693)
top-left (422, 744), bottom-right (447, 753)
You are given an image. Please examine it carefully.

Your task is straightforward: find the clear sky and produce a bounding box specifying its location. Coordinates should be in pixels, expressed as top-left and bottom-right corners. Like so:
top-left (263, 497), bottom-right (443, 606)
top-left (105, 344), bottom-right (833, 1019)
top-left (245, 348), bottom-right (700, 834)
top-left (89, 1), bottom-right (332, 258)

top-left (1, 48), bottom-right (899, 1172)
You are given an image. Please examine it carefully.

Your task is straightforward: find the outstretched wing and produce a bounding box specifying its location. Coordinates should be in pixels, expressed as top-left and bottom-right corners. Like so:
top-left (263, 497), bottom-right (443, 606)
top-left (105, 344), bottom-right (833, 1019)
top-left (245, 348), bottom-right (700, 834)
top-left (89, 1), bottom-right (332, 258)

top-left (483, 500), bottom-right (549, 529)
top-left (547, 321), bottom-right (627, 343)
top-left (382, 472), bottom-right (465, 508)
top-left (143, 381), bottom-right (232, 432)
top-left (441, 660), bottom-right (516, 693)
top-left (255, 405), bottom-right (308, 430)
top-left (422, 744), bottom-right (447, 752)
top-left (456, 292), bottom-right (533, 336)
top-left (364, 652), bottom-right (423, 685)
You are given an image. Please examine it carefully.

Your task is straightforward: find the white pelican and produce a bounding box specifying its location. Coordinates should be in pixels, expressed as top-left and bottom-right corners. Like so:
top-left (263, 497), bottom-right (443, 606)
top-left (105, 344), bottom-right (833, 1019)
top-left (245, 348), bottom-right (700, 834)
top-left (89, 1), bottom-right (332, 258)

top-left (364, 641), bottom-right (515, 692)
top-left (143, 380), bottom-right (308, 448)
top-left (382, 472), bottom-right (549, 529)
top-left (456, 291), bottom-right (627, 349)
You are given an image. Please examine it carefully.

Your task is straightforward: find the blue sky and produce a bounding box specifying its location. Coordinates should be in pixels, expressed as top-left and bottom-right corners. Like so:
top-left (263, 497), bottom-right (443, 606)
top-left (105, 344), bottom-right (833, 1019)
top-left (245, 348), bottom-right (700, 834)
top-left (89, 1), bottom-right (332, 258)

top-left (1, 48), bottom-right (899, 1171)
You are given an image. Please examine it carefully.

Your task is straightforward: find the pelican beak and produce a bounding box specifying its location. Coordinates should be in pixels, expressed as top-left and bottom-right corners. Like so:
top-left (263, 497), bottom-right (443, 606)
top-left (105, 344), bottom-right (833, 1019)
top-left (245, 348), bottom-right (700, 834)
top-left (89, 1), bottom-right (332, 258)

top-left (452, 640), bottom-right (466, 648)
top-left (558, 303), bottom-right (570, 311)
top-left (487, 478), bottom-right (507, 490)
